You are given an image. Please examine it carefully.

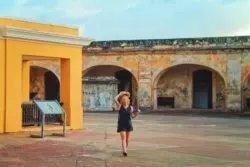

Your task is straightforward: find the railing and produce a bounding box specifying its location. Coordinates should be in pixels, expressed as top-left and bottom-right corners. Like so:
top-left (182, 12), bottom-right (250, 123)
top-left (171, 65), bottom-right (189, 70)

top-left (22, 102), bottom-right (40, 126)
top-left (22, 102), bottom-right (63, 127)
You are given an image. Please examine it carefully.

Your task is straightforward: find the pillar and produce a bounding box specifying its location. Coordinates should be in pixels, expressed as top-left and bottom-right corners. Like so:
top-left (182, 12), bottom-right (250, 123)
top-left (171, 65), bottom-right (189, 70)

top-left (61, 57), bottom-right (83, 129)
top-left (226, 60), bottom-right (242, 111)
top-left (61, 59), bottom-right (71, 126)
top-left (187, 69), bottom-right (192, 109)
top-left (0, 39), bottom-right (5, 133)
top-left (5, 43), bottom-right (22, 132)
top-left (212, 72), bottom-right (217, 110)
top-left (22, 60), bottom-right (30, 102)
top-left (138, 55), bottom-right (152, 111)
top-left (153, 86), bottom-right (157, 110)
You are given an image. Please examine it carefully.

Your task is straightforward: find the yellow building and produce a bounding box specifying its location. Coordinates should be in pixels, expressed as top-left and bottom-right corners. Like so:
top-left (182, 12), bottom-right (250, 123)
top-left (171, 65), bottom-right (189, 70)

top-left (0, 17), bottom-right (92, 133)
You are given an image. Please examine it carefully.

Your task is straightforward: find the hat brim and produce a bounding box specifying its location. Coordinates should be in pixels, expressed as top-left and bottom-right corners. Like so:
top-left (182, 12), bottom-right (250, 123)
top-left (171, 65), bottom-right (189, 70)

top-left (118, 91), bottom-right (130, 101)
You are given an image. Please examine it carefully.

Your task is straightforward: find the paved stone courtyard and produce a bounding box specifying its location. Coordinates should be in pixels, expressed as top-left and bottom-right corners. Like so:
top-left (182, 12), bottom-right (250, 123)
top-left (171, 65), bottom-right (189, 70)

top-left (1, 113), bottom-right (250, 167)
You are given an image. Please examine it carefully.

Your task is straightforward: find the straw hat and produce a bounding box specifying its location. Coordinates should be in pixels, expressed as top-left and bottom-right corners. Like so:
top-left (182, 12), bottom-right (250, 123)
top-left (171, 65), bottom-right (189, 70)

top-left (118, 91), bottom-right (130, 102)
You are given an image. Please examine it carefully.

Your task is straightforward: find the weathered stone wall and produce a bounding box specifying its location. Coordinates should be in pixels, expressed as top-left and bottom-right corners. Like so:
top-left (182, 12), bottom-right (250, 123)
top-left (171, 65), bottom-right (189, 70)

top-left (83, 65), bottom-right (124, 77)
top-left (84, 36), bottom-right (250, 112)
top-left (31, 60), bottom-right (60, 79)
top-left (82, 51), bottom-right (229, 111)
top-left (157, 65), bottom-right (192, 108)
top-left (215, 72), bottom-right (226, 109)
top-left (82, 77), bottom-right (118, 111)
top-left (30, 67), bottom-right (47, 100)
top-left (82, 53), bottom-right (139, 80)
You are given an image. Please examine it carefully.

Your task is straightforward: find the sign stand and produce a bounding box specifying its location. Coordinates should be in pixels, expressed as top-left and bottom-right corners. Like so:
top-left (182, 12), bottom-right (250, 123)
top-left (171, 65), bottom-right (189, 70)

top-left (31, 100), bottom-right (66, 138)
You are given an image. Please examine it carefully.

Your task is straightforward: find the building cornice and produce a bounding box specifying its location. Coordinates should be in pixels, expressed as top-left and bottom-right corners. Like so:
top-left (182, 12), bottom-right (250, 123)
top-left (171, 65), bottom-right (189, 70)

top-left (84, 36), bottom-right (250, 53)
top-left (0, 26), bottom-right (94, 46)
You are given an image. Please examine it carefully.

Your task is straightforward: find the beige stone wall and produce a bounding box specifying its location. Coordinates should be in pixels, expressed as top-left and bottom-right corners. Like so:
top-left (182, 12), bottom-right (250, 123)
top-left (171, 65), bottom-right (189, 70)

top-left (82, 53), bottom-right (139, 81)
top-left (84, 65), bottom-right (124, 77)
top-left (83, 51), bottom-right (229, 111)
top-left (215, 72), bottom-right (226, 109)
top-left (31, 60), bottom-right (60, 79)
top-left (30, 67), bottom-right (47, 100)
top-left (157, 65), bottom-right (193, 108)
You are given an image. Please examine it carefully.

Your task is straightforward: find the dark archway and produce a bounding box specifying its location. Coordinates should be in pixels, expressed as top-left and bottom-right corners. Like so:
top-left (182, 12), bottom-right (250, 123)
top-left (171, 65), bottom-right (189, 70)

top-left (242, 74), bottom-right (250, 111)
top-left (30, 66), bottom-right (60, 101)
top-left (45, 71), bottom-right (60, 101)
top-left (82, 65), bottom-right (138, 111)
top-left (115, 70), bottom-right (132, 97)
top-left (193, 70), bottom-right (212, 109)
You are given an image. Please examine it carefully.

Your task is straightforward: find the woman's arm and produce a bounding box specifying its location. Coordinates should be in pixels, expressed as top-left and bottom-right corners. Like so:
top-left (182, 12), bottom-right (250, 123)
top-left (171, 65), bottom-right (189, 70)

top-left (115, 104), bottom-right (121, 112)
top-left (113, 95), bottom-right (121, 112)
top-left (114, 94), bottom-right (120, 106)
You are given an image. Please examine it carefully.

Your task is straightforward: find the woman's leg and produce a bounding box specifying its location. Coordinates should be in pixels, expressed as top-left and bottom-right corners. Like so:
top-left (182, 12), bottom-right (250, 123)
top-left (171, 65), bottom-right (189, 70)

top-left (126, 131), bottom-right (131, 149)
top-left (120, 131), bottom-right (127, 153)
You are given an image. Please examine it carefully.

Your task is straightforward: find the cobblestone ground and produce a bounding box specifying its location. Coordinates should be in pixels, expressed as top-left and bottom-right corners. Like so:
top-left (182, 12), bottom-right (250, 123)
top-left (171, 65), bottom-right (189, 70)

top-left (1, 113), bottom-right (250, 167)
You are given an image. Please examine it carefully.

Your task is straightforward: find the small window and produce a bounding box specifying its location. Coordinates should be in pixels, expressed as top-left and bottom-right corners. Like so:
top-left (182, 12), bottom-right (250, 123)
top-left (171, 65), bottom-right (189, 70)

top-left (157, 97), bottom-right (175, 108)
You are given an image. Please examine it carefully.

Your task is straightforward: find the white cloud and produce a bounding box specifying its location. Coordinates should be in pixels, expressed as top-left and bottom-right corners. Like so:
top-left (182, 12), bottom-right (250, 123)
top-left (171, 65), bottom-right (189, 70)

top-left (55, 1), bottom-right (101, 18)
top-left (15, 0), bottom-right (29, 6)
top-left (124, 2), bottom-right (139, 10)
top-left (234, 25), bottom-right (250, 36)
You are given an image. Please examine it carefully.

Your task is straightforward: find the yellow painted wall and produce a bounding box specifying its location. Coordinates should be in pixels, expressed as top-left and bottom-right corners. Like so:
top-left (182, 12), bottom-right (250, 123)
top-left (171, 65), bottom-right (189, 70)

top-left (69, 56), bottom-right (83, 129)
top-left (0, 39), bottom-right (5, 133)
top-left (0, 17), bottom-right (79, 35)
top-left (22, 61), bottom-right (30, 101)
top-left (61, 59), bottom-right (71, 126)
top-left (5, 39), bottom-right (83, 132)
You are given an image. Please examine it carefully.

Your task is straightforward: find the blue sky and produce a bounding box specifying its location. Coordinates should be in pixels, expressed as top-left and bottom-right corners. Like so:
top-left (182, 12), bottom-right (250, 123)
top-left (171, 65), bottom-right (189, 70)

top-left (0, 0), bottom-right (250, 40)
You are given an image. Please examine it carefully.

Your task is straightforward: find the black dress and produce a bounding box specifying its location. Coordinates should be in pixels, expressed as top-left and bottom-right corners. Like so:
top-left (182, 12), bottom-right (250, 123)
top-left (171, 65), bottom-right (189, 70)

top-left (117, 106), bottom-right (133, 133)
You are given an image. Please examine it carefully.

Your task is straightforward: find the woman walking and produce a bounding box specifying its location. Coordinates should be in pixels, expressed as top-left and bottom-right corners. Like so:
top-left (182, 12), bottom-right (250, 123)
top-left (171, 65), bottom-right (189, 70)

top-left (114, 91), bottom-right (138, 157)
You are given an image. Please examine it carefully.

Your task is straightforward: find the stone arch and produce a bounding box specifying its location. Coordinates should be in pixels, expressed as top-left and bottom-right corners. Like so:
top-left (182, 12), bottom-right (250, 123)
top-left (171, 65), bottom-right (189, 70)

top-left (30, 64), bottom-right (60, 80)
top-left (83, 64), bottom-right (138, 83)
top-left (242, 73), bottom-right (250, 88)
top-left (241, 73), bottom-right (250, 111)
top-left (82, 64), bottom-right (139, 111)
top-left (152, 63), bottom-right (226, 110)
top-left (153, 63), bottom-right (226, 88)
top-left (30, 66), bottom-right (60, 101)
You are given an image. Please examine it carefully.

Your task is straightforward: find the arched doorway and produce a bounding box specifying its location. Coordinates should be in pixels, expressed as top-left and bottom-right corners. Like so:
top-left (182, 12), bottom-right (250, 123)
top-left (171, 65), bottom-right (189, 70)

top-left (193, 70), bottom-right (212, 109)
top-left (242, 75), bottom-right (250, 111)
top-left (45, 71), bottom-right (60, 101)
top-left (154, 64), bottom-right (226, 110)
top-left (82, 65), bottom-right (138, 111)
top-left (30, 66), bottom-right (60, 101)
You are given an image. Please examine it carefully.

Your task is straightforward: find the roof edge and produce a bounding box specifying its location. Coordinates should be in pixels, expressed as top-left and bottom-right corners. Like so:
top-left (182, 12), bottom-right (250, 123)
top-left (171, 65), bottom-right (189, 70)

top-left (84, 35), bottom-right (250, 52)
